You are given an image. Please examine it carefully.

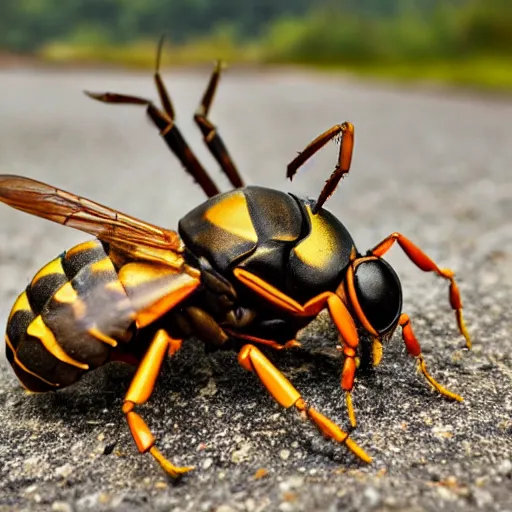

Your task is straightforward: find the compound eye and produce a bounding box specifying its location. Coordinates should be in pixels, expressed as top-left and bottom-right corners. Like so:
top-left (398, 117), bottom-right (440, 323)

top-left (353, 259), bottom-right (402, 335)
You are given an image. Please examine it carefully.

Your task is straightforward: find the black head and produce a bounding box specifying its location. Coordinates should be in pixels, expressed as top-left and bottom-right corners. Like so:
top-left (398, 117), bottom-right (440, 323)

top-left (343, 256), bottom-right (403, 337)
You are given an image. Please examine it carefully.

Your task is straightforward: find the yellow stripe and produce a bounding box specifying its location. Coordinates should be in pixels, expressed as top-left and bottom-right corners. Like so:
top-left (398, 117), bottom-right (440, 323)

top-left (53, 282), bottom-right (78, 304)
top-left (205, 192), bottom-right (258, 242)
top-left (5, 334), bottom-right (60, 387)
top-left (8, 291), bottom-right (32, 322)
top-left (91, 257), bottom-right (116, 274)
top-left (31, 257), bottom-right (65, 286)
top-left (105, 279), bottom-right (127, 296)
top-left (27, 315), bottom-right (89, 370)
top-left (54, 283), bottom-right (88, 320)
top-left (88, 327), bottom-right (118, 347)
top-left (118, 262), bottom-right (178, 290)
top-left (293, 205), bottom-right (339, 269)
top-left (71, 298), bottom-right (87, 320)
top-left (65, 240), bottom-right (100, 259)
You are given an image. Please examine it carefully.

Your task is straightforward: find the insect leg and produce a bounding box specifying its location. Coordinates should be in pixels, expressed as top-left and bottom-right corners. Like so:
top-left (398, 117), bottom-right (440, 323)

top-left (123, 329), bottom-right (194, 477)
top-left (233, 268), bottom-right (360, 427)
top-left (238, 344), bottom-right (372, 463)
top-left (224, 329), bottom-right (301, 350)
top-left (399, 314), bottom-right (463, 401)
top-left (371, 232), bottom-right (471, 349)
top-left (85, 89), bottom-right (219, 197)
top-left (286, 123), bottom-right (355, 213)
top-left (194, 61), bottom-right (244, 189)
top-left (84, 39), bottom-right (220, 198)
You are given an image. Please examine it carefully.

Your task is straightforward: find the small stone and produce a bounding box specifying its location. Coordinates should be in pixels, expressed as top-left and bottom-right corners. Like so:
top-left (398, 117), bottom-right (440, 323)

top-left (497, 459), bottom-right (512, 476)
top-left (52, 502), bottom-right (73, 512)
top-left (245, 498), bottom-right (256, 512)
top-left (55, 463), bottom-right (74, 479)
top-left (383, 496), bottom-right (397, 507)
top-left (199, 378), bottom-right (217, 397)
top-left (98, 493), bottom-right (110, 504)
top-left (472, 488), bottom-right (493, 508)
top-left (279, 476), bottom-right (303, 492)
top-left (363, 486), bottom-right (381, 507)
top-left (231, 442), bottom-right (251, 463)
top-left (437, 486), bottom-right (456, 501)
top-left (475, 476), bottom-right (488, 487)
top-left (279, 449), bottom-right (290, 461)
top-left (254, 468), bottom-right (268, 479)
top-left (202, 457), bottom-right (213, 470)
top-left (216, 505), bottom-right (234, 512)
top-left (24, 456), bottom-right (39, 469)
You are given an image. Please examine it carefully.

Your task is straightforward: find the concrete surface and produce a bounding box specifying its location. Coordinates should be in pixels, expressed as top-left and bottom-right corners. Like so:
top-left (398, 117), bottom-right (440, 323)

top-left (0, 68), bottom-right (511, 512)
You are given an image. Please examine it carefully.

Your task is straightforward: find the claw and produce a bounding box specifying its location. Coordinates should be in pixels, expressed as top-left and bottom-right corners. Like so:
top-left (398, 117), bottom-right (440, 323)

top-left (150, 447), bottom-right (195, 478)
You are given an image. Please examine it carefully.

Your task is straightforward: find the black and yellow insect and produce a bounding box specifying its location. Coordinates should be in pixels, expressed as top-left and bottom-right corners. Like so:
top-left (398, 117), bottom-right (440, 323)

top-left (0, 47), bottom-right (471, 477)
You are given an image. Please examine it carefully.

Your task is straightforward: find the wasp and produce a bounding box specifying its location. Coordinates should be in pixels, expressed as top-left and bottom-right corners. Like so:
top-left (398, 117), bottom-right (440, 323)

top-left (1, 44), bottom-right (471, 477)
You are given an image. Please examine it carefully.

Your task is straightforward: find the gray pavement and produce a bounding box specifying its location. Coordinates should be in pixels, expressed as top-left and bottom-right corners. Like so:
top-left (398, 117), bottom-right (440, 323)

top-left (0, 68), bottom-right (511, 512)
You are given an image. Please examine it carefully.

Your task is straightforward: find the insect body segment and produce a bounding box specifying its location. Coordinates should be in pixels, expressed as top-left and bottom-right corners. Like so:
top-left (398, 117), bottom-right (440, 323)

top-left (5, 240), bottom-right (122, 391)
top-left (179, 186), bottom-right (356, 303)
top-left (1, 44), bottom-right (472, 477)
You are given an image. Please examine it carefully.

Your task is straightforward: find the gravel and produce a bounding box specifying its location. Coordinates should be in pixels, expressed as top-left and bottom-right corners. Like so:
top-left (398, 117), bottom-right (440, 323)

top-left (0, 67), bottom-right (511, 511)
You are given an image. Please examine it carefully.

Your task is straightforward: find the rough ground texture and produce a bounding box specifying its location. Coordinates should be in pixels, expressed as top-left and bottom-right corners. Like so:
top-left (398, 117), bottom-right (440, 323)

top-left (0, 68), bottom-right (511, 512)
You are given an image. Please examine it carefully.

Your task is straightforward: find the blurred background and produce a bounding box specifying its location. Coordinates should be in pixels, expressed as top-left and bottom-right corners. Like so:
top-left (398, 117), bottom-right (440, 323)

top-left (0, 0), bottom-right (511, 90)
top-left (0, 2), bottom-right (511, 509)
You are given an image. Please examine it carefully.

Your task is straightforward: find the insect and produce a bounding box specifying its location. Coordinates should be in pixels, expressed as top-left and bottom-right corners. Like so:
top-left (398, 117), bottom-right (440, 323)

top-left (1, 44), bottom-right (471, 477)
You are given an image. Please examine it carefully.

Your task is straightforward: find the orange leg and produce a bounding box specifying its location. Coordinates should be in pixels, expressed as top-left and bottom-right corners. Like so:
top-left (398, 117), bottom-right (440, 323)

top-left (399, 314), bottom-right (463, 401)
top-left (122, 329), bottom-right (194, 478)
top-left (371, 232), bottom-right (471, 349)
top-left (238, 344), bottom-right (372, 463)
top-left (234, 268), bottom-right (360, 427)
top-left (286, 122), bottom-right (355, 213)
top-left (224, 328), bottom-right (301, 351)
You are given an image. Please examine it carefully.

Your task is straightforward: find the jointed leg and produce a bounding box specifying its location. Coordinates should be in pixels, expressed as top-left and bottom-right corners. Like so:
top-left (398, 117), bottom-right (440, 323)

top-left (194, 62), bottom-right (244, 189)
top-left (233, 268), bottom-right (360, 428)
top-left (224, 329), bottom-right (301, 351)
top-left (238, 344), bottom-right (372, 463)
top-left (123, 329), bottom-right (194, 477)
top-left (154, 35), bottom-right (175, 121)
top-left (84, 90), bottom-right (219, 197)
top-left (287, 122), bottom-right (355, 213)
top-left (84, 40), bottom-right (219, 197)
top-left (371, 232), bottom-right (471, 349)
top-left (399, 314), bottom-right (463, 401)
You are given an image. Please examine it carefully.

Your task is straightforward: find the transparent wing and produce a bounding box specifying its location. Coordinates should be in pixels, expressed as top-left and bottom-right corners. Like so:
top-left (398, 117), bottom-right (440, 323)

top-left (0, 175), bottom-right (181, 253)
top-left (72, 261), bottom-right (201, 337)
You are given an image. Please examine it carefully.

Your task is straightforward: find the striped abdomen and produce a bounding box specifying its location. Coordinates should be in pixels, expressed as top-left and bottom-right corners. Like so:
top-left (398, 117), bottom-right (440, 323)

top-left (5, 240), bottom-right (134, 392)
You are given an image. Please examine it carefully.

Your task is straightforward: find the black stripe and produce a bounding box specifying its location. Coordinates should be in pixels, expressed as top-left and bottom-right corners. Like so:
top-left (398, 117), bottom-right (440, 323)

top-left (16, 335), bottom-right (83, 388)
top-left (42, 298), bottom-right (112, 368)
top-left (26, 269), bottom-right (68, 315)
top-left (6, 309), bottom-right (35, 350)
top-left (6, 343), bottom-right (56, 393)
top-left (62, 240), bottom-right (108, 280)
